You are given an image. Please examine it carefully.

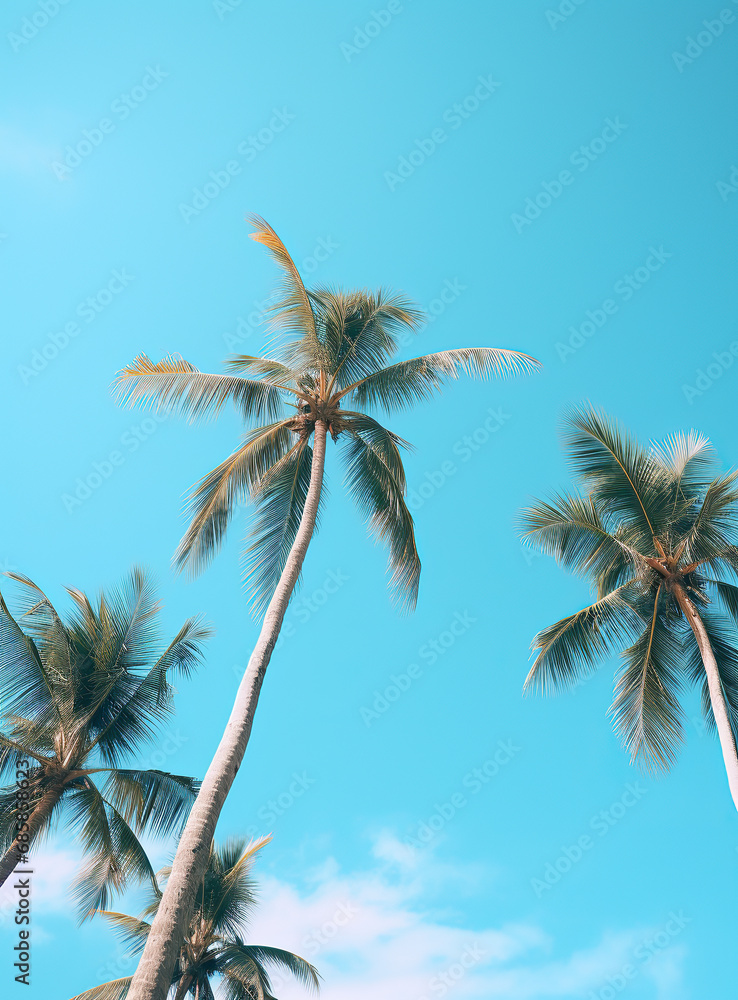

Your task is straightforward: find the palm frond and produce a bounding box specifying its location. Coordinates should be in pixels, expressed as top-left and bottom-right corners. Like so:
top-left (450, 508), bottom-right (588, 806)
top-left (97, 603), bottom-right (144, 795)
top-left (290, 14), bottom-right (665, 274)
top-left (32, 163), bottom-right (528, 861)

top-left (174, 421), bottom-right (295, 575)
top-left (224, 944), bottom-right (319, 993)
top-left (243, 439), bottom-right (320, 618)
top-left (342, 416), bottom-right (420, 611)
top-left (69, 976), bottom-right (133, 1000)
top-left (248, 216), bottom-right (319, 368)
top-left (98, 910), bottom-right (152, 956)
top-left (315, 287), bottom-right (423, 391)
top-left (103, 770), bottom-right (199, 838)
top-left (683, 610), bottom-right (738, 742)
top-left (564, 406), bottom-right (673, 547)
top-left (0, 587), bottom-right (62, 725)
top-left (66, 781), bottom-right (157, 918)
top-left (526, 585), bottom-right (643, 693)
top-left (678, 471), bottom-right (738, 565)
top-left (345, 346), bottom-right (539, 413)
top-left (519, 492), bottom-right (640, 590)
top-left (207, 836), bottom-right (270, 938)
top-left (113, 354), bottom-right (283, 424)
top-left (610, 587), bottom-right (684, 770)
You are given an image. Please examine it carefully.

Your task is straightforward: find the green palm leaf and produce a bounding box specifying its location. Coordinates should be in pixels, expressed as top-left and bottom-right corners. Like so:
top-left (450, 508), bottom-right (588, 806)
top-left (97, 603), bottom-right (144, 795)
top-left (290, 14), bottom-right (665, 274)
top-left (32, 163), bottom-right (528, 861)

top-left (345, 346), bottom-right (539, 413)
top-left (243, 439), bottom-right (320, 617)
top-left (342, 415), bottom-right (420, 611)
top-left (174, 420), bottom-right (295, 575)
top-left (526, 586), bottom-right (643, 693)
top-left (114, 354), bottom-right (283, 424)
top-left (103, 770), bottom-right (200, 838)
top-left (610, 587), bottom-right (685, 770)
top-left (69, 976), bottom-right (133, 1000)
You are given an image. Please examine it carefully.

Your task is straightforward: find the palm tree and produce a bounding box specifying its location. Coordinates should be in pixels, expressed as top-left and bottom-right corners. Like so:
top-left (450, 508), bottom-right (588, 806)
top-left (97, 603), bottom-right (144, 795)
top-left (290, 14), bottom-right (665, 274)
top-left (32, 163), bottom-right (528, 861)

top-left (71, 835), bottom-right (319, 1000)
top-left (520, 405), bottom-right (738, 809)
top-left (114, 216), bottom-right (541, 999)
top-left (0, 567), bottom-right (211, 915)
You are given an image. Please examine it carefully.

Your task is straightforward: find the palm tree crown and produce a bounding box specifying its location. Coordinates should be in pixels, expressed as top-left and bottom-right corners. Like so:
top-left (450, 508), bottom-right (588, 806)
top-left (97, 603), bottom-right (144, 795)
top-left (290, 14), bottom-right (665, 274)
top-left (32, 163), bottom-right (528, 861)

top-left (115, 216), bottom-right (540, 614)
top-left (0, 567), bottom-right (211, 914)
top-left (520, 406), bottom-right (738, 785)
top-left (71, 836), bottom-right (320, 1000)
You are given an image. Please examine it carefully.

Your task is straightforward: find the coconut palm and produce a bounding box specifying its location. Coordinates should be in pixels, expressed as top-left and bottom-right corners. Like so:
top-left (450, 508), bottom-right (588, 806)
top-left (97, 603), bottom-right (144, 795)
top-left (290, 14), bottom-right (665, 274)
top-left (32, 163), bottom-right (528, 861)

top-left (520, 405), bottom-right (738, 809)
top-left (0, 567), bottom-right (211, 914)
top-left (114, 216), bottom-right (540, 999)
top-left (70, 836), bottom-right (319, 1000)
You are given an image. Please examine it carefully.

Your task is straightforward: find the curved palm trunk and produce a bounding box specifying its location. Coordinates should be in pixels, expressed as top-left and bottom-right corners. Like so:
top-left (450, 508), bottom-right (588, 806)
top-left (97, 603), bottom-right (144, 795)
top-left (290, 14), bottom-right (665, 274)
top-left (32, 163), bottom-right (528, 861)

top-left (127, 421), bottom-right (328, 1000)
top-left (0, 781), bottom-right (64, 887)
top-left (674, 586), bottom-right (738, 810)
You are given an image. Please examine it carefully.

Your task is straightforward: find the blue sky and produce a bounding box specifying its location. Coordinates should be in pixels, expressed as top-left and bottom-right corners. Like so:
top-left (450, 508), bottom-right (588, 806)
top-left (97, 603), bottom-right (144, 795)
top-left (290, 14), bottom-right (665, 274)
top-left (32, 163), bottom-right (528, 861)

top-left (1, 0), bottom-right (737, 997)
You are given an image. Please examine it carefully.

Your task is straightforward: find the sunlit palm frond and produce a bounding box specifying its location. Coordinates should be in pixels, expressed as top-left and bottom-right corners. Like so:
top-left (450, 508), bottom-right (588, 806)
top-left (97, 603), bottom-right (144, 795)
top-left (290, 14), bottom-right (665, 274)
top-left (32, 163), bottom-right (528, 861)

top-left (69, 976), bottom-right (133, 1000)
top-left (610, 588), bottom-right (685, 770)
top-left (526, 586), bottom-right (643, 694)
top-left (207, 837), bottom-right (270, 938)
top-left (345, 347), bottom-right (539, 413)
top-left (678, 471), bottom-right (738, 566)
top-left (174, 421), bottom-right (295, 575)
top-left (114, 354), bottom-right (283, 424)
top-left (342, 419), bottom-right (420, 611)
top-left (248, 216), bottom-right (319, 367)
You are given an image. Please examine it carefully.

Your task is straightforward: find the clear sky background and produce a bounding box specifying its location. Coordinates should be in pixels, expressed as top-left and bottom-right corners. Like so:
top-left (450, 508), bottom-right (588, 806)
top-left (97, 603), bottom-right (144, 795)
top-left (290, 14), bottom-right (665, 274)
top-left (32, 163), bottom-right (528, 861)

top-left (1, 1), bottom-right (737, 997)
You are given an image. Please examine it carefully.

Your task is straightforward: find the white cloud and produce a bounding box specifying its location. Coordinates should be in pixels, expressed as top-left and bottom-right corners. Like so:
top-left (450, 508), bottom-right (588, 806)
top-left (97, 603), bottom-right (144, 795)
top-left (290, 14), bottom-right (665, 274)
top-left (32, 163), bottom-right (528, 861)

top-left (3, 833), bottom-right (687, 1000)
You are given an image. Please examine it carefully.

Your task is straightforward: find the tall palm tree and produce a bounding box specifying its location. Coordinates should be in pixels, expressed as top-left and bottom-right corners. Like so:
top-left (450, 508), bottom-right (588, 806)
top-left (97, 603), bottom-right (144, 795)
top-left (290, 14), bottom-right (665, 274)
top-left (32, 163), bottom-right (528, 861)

top-left (0, 567), bottom-right (211, 914)
top-left (114, 216), bottom-right (541, 999)
top-left (70, 836), bottom-right (319, 1000)
top-left (520, 405), bottom-right (738, 809)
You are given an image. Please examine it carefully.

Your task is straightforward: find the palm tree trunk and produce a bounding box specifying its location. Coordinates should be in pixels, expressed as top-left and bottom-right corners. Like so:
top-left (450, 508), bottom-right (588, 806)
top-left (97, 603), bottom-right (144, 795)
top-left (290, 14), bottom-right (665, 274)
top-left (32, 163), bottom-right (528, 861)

top-left (126, 421), bottom-right (329, 1000)
top-left (0, 781), bottom-right (64, 887)
top-left (674, 586), bottom-right (738, 810)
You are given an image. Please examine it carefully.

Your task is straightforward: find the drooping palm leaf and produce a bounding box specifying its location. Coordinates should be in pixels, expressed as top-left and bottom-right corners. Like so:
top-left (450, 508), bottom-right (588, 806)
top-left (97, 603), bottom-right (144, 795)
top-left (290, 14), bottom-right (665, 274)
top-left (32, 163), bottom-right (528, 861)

top-left (345, 347), bottom-right (539, 413)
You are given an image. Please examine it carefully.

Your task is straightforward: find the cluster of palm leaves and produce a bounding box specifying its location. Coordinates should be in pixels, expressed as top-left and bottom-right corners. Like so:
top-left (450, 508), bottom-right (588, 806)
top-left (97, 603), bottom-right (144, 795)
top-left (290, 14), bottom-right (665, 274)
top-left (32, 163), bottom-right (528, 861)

top-left (0, 568), bottom-right (210, 915)
top-left (6, 216), bottom-right (738, 1000)
top-left (71, 837), bottom-right (319, 1000)
top-left (521, 407), bottom-right (738, 799)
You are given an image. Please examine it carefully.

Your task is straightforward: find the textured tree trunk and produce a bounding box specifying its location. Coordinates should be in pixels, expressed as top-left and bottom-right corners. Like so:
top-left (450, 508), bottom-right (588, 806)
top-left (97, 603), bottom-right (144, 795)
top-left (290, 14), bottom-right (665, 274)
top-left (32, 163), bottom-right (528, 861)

top-left (126, 421), bottom-right (328, 1000)
top-left (675, 586), bottom-right (738, 810)
top-left (0, 781), bottom-right (64, 887)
